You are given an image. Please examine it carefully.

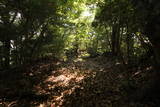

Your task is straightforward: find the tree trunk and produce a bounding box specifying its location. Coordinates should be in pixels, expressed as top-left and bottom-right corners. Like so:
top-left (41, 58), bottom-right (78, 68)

top-left (153, 45), bottom-right (160, 70)
top-left (115, 24), bottom-right (120, 56)
top-left (4, 39), bottom-right (10, 69)
top-left (111, 25), bottom-right (116, 55)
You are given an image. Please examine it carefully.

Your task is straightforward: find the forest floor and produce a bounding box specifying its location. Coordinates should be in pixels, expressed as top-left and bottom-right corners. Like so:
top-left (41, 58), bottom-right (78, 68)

top-left (0, 55), bottom-right (158, 107)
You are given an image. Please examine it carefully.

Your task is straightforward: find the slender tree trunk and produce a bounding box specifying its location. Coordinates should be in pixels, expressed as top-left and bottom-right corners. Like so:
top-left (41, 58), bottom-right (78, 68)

top-left (115, 24), bottom-right (120, 56)
top-left (107, 26), bottom-right (112, 51)
top-left (153, 45), bottom-right (160, 70)
top-left (111, 24), bottom-right (117, 55)
top-left (126, 33), bottom-right (130, 63)
top-left (4, 39), bottom-right (10, 69)
top-left (111, 23), bottom-right (120, 56)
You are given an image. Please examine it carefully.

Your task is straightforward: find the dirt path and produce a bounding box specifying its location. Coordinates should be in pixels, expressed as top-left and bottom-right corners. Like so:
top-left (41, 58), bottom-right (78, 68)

top-left (33, 56), bottom-right (128, 107)
top-left (0, 56), bottom-right (156, 107)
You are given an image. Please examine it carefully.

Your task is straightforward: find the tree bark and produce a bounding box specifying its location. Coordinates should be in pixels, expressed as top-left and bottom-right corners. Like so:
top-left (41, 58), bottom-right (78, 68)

top-left (4, 39), bottom-right (10, 69)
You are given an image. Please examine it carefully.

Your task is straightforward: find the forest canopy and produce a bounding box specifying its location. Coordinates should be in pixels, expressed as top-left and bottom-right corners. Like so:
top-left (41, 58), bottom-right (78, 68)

top-left (0, 0), bottom-right (160, 70)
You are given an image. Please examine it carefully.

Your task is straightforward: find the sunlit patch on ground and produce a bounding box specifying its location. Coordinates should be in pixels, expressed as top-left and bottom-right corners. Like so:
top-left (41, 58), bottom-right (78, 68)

top-left (45, 72), bottom-right (84, 87)
top-left (32, 61), bottom-right (87, 106)
top-left (0, 56), bottom-right (156, 107)
top-left (34, 56), bottom-right (117, 106)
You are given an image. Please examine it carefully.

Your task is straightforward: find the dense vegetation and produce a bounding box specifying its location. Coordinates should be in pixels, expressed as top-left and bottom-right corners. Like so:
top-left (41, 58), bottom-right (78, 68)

top-left (0, 0), bottom-right (160, 106)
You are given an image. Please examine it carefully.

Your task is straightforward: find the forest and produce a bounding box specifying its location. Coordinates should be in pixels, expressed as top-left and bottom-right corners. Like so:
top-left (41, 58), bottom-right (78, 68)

top-left (0, 0), bottom-right (160, 106)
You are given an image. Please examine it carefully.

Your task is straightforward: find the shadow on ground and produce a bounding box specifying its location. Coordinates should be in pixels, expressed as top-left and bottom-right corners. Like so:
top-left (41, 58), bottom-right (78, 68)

top-left (0, 59), bottom-right (58, 106)
top-left (0, 56), bottom-right (159, 107)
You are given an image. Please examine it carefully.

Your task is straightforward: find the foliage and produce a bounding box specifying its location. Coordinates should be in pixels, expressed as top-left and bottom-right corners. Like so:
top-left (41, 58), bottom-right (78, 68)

top-left (1, 0), bottom-right (160, 106)
top-left (0, 0), bottom-right (60, 68)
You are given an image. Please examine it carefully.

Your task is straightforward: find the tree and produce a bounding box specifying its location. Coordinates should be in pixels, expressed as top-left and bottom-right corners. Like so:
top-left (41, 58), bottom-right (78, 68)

top-left (0, 0), bottom-right (56, 69)
top-left (131, 0), bottom-right (160, 69)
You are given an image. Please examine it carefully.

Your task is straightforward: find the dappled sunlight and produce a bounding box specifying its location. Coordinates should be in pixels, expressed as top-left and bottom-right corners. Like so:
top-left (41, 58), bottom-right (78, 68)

top-left (73, 57), bottom-right (84, 62)
top-left (32, 63), bottom-right (87, 106)
top-left (81, 10), bottom-right (92, 17)
top-left (45, 73), bottom-right (84, 87)
top-left (32, 56), bottom-right (118, 106)
top-left (1, 0), bottom-right (159, 106)
top-left (0, 55), bottom-right (156, 106)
